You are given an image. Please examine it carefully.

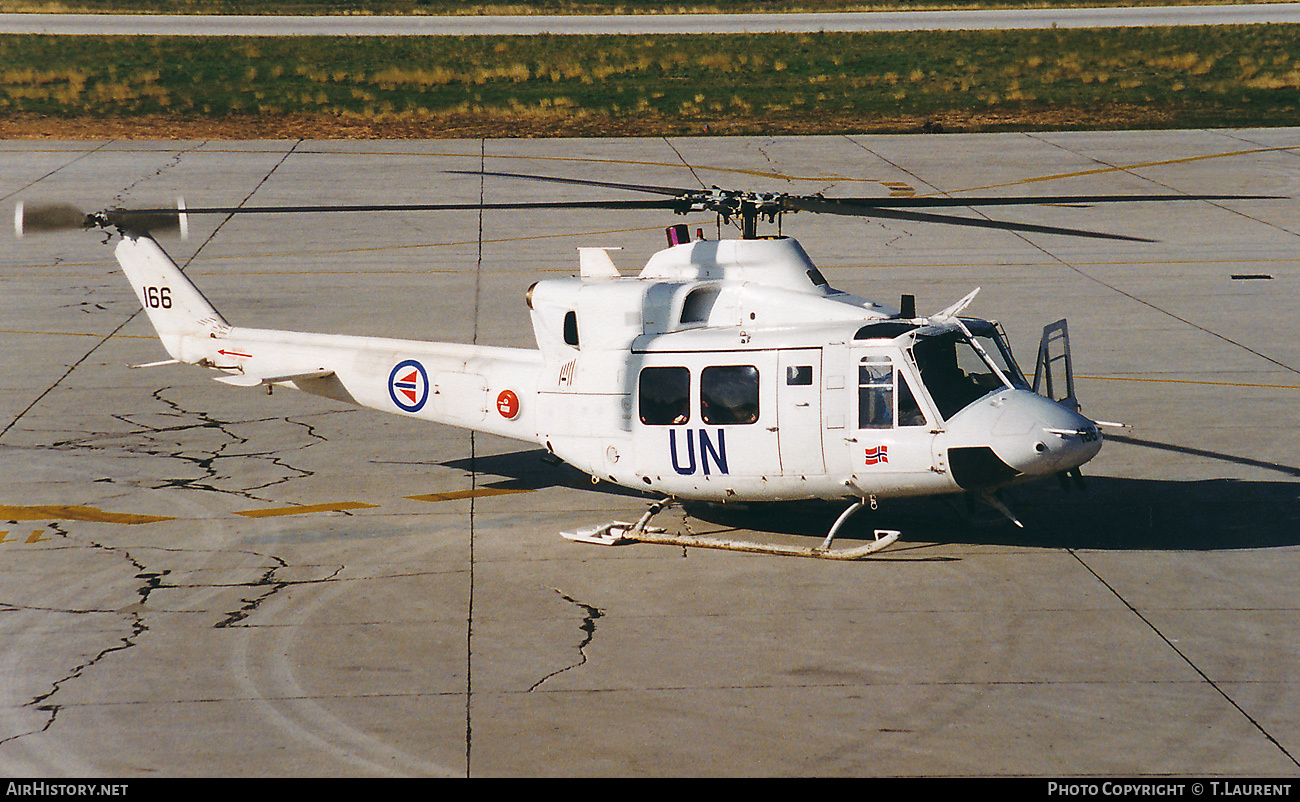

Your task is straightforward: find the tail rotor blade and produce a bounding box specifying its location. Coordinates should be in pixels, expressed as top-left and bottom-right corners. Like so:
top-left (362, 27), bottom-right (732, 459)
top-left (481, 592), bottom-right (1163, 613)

top-left (103, 208), bottom-right (186, 234)
top-left (15, 202), bottom-right (88, 236)
top-left (16, 200), bottom-right (191, 237)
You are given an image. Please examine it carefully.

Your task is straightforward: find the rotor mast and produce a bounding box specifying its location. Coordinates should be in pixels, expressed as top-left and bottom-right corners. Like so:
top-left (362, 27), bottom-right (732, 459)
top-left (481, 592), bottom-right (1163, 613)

top-left (686, 189), bottom-right (785, 239)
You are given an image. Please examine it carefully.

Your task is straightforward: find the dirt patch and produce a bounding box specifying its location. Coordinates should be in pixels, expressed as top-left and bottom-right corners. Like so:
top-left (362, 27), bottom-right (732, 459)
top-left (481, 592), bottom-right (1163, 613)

top-left (0, 106), bottom-right (1186, 140)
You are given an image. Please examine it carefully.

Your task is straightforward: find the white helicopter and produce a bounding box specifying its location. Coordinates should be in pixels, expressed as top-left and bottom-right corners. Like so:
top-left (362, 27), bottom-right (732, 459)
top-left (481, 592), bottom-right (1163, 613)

top-left (14, 174), bottom-right (1271, 558)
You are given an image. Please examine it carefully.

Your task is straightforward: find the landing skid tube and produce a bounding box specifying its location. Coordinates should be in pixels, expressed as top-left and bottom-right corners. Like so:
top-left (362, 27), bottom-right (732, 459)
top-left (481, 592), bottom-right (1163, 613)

top-left (560, 499), bottom-right (900, 560)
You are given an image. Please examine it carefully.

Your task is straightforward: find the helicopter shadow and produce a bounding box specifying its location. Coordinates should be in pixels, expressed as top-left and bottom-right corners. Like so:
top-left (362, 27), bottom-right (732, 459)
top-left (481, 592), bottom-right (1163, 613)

top-left (679, 475), bottom-right (1300, 552)
top-left (441, 448), bottom-right (653, 499)
top-left (451, 445), bottom-right (1300, 552)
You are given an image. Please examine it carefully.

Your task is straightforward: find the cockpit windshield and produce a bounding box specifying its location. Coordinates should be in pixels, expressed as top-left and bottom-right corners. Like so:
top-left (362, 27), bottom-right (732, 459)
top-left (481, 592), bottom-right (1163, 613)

top-left (964, 320), bottom-right (1030, 391)
top-left (911, 325), bottom-right (1023, 420)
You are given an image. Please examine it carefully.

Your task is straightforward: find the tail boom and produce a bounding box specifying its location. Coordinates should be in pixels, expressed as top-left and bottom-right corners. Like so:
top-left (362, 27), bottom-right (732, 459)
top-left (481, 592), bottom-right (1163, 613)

top-left (114, 231), bottom-right (544, 444)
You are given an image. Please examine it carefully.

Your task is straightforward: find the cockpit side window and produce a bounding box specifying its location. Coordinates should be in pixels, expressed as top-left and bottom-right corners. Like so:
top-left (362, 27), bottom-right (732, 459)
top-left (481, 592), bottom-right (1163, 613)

top-left (639, 366), bottom-right (690, 425)
top-left (898, 371), bottom-right (927, 427)
top-left (858, 357), bottom-right (894, 428)
top-left (912, 330), bottom-right (1007, 420)
top-left (858, 357), bottom-right (928, 429)
top-left (563, 310), bottom-right (579, 347)
top-left (701, 365), bottom-right (759, 425)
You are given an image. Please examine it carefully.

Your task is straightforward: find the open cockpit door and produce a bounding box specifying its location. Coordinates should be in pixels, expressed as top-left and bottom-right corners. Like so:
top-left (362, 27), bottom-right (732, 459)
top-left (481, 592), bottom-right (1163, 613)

top-left (1033, 319), bottom-right (1077, 411)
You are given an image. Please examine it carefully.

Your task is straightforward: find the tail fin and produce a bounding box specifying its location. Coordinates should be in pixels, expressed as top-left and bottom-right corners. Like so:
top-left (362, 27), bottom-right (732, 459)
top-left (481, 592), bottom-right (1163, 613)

top-left (114, 232), bottom-right (230, 361)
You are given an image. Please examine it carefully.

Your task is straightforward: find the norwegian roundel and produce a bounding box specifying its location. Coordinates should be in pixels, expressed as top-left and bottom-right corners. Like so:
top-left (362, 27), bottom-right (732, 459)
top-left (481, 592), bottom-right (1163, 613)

top-left (388, 359), bottom-right (429, 413)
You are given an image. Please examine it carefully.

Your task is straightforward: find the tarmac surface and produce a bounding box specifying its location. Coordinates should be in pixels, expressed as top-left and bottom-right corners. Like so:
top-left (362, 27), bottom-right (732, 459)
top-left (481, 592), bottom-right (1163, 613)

top-left (0, 130), bottom-right (1298, 777)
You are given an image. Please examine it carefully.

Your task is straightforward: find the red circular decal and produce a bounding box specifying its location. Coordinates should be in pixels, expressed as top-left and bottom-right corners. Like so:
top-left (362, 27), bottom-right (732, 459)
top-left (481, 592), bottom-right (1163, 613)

top-left (496, 389), bottom-right (520, 420)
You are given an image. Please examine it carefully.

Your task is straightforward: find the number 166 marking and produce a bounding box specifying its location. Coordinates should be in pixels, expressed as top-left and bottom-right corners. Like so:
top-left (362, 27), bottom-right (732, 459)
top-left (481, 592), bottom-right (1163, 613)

top-left (144, 286), bottom-right (172, 309)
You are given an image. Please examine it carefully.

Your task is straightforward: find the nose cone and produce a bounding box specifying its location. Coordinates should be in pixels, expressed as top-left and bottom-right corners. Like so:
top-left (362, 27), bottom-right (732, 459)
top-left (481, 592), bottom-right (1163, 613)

top-left (999, 392), bottom-right (1103, 476)
top-left (945, 390), bottom-right (1103, 488)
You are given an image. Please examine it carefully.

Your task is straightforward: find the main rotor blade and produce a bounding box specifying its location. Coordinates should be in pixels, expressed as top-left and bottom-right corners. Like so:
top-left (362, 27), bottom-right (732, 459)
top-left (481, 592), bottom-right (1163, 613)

top-left (118, 200), bottom-right (682, 215)
top-left (812, 193), bottom-right (1283, 208)
top-left (448, 169), bottom-right (699, 197)
top-left (96, 198), bottom-right (684, 227)
top-left (786, 196), bottom-right (1155, 242)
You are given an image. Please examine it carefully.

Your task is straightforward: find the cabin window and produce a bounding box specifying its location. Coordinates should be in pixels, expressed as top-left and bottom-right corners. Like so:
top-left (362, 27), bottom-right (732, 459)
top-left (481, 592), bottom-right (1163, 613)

top-left (639, 367), bottom-right (690, 425)
top-left (563, 311), bottom-right (579, 347)
top-left (786, 365), bottom-right (813, 386)
top-left (701, 365), bottom-right (759, 425)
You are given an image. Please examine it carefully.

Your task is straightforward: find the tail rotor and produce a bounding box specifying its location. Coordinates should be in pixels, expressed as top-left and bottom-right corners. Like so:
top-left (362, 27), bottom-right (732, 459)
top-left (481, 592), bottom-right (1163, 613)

top-left (14, 199), bottom-right (190, 238)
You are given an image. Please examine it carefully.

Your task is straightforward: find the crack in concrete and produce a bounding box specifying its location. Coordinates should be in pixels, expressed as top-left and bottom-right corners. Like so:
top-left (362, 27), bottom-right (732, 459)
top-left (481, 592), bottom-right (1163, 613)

top-left (120, 551), bottom-right (346, 630)
top-left (2, 523), bottom-right (149, 745)
top-left (527, 589), bottom-right (604, 692)
top-left (2, 519), bottom-right (347, 750)
top-left (143, 387), bottom-right (325, 500)
top-left (109, 143), bottom-right (201, 210)
top-left (45, 387), bottom-right (347, 503)
top-left (214, 555), bottom-right (289, 629)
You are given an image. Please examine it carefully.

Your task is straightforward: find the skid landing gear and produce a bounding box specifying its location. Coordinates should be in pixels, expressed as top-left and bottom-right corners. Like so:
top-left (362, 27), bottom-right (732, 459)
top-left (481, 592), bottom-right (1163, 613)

top-left (561, 498), bottom-right (900, 560)
top-left (561, 499), bottom-right (671, 546)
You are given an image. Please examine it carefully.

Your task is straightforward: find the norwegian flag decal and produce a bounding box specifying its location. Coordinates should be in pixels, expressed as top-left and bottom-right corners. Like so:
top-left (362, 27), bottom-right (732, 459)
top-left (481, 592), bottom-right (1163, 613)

top-left (864, 445), bottom-right (889, 465)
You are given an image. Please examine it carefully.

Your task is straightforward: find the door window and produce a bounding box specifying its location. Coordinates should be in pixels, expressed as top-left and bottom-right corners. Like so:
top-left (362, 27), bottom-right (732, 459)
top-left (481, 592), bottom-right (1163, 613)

top-left (859, 356), bottom-right (927, 429)
top-left (639, 367), bottom-right (690, 425)
top-left (858, 357), bottom-right (894, 428)
top-left (701, 365), bottom-right (759, 425)
top-left (786, 365), bottom-right (813, 386)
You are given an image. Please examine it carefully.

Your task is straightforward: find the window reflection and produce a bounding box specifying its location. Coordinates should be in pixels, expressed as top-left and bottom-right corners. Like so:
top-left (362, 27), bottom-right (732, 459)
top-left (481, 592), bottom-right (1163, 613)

top-left (857, 357), bottom-right (928, 429)
top-left (912, 330), bottom-right (1007, 420)
top-left (701, 365), bottom-right (759, 425)
top-left (639, 367), bottom-right (690, 425)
